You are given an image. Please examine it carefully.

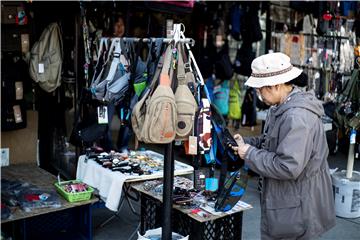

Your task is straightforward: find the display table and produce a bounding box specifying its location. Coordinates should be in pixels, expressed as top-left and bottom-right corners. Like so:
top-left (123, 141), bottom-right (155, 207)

top-left (76, 150), bottom-right (194, 212)
top-left (1, 164), bottom-right (98, 240)
top-left (132, 183), bottom-right (252, 240)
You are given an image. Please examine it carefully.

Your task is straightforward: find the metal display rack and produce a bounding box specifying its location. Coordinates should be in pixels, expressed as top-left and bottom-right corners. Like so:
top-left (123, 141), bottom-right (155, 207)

top-left (92, 24), bottom-right (196, 239)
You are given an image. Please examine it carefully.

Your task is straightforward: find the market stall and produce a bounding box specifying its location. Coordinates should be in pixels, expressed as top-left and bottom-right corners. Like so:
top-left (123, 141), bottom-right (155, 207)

top-left (1, 165), bottom-right (98, 239)
top-left (1, 1), bottom-right (360, 240)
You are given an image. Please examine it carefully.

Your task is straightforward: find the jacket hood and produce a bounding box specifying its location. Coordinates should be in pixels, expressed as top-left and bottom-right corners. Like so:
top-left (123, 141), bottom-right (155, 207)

top-left (273, 87), bottom-right (325, 117)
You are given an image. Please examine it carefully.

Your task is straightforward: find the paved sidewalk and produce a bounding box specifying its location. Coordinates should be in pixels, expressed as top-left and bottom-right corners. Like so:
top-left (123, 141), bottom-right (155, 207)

top-left (94, 124), bottom-right (360, 239)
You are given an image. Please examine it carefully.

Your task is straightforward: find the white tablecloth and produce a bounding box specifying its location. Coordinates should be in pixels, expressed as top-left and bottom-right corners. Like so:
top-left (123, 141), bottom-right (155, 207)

top-left (76, 151), bottom-right (193, 211)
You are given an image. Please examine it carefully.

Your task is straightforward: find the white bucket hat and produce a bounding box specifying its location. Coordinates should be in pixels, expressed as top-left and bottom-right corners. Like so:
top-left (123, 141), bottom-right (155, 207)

top-left (245, 52), bottom-right (302, 88)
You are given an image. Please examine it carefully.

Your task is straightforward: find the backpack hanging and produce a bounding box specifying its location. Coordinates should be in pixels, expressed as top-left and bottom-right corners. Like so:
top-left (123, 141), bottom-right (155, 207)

top-left (132, 44), bottom-right (177, 144)
top-left (230, 3), bottom-right (243, 41)
top-left (241, 87), bottom-right (257, 127)
top-left (233, 42), bottom-right (255, 77)
top-left (90, 38), bottom-right (130, 105)
top-left (29, 22), bottom-right (63, 93)
top-left (215, 43), bottom-right (234, 80)
top-left (90, 38), bottom-right (120, 101)
top-left (132, 40), bottom-right (153, 97)
top-left (228, 79), bottom-right (242, 120)
top-left (213, 80), bottom-right (230, 116)
top-left (174, 44), bottom-right (198, 141)
top-left (103, 39), bottom-right (130, 105)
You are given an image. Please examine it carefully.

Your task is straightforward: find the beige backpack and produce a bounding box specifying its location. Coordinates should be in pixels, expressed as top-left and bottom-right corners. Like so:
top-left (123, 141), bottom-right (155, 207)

top-left (29, 23), bottom-right (63, 93)
top-left (132, 45), bottom-right (177, 144)
top-left (174, 45), bottom-right (198, 140)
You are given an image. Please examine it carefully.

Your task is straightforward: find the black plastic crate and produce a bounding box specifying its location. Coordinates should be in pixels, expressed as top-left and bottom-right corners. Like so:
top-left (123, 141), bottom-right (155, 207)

top-left (140, 193), bottom-right (243, 240)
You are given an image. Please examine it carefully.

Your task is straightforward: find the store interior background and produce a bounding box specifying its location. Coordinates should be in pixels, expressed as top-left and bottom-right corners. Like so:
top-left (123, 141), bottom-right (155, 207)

top-left (1, 1), bottom-right (360, 239)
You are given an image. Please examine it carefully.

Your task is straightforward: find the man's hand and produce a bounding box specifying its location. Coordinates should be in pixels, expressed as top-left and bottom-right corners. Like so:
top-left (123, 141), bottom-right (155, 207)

top-left (232, 134), bottom-right (250, 159)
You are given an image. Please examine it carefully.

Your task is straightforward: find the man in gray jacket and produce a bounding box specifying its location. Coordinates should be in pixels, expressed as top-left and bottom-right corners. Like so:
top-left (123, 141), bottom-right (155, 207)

top-left (234, 53), bottom-right (336, 239)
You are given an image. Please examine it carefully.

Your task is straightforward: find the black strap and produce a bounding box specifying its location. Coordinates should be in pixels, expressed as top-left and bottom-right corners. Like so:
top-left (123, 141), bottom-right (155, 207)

top-left (218, 144), bottom-right (229, 195)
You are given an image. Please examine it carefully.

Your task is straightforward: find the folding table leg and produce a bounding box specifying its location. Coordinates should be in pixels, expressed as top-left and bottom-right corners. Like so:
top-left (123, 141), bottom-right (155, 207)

top-left (97, 182), bottom-right (140, 228)
top-left (97, 195), bottom-right (126, 228)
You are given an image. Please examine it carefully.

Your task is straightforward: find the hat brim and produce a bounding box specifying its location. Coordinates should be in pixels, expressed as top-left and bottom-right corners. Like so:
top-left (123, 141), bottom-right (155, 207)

top-left (245, 67), bottom-right (303, 88)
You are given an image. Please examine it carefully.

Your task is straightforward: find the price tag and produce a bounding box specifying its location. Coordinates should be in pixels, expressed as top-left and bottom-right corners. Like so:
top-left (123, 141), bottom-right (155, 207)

top-left (188, 136), bottom-right (198, 155)
top-left (97, 106), bottom-right (108, 124)
top-left (21, 34), bottom-right (29, 53)
top-left (13, 105), bottom-right (23, 123)
top-left (38, 63), bottom-right (44, 73)
top-left (15, 82), bottom-right (23, 100)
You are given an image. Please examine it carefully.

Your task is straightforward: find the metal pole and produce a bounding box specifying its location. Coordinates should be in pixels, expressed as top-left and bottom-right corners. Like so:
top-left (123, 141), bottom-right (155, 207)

top-left (162, 142), bottom-right (174, 239)
top-left (346, 129), bottom-right (357, 179)
top-left (101, 37), bottom-right (195, 45)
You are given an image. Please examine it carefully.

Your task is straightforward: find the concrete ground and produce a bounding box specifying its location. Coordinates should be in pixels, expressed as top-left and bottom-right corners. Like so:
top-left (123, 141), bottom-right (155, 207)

top-left (92, 123), bottom-right (360, 240)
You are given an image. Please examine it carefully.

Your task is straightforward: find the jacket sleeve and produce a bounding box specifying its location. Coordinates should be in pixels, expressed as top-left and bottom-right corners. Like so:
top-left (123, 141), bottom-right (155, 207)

top-left (243, 135), bottom-right (264, 148)
top-left (244, 114), bottom-right (313, 180)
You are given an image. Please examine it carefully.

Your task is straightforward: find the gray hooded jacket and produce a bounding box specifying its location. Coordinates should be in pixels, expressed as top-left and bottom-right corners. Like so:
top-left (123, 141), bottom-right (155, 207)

top-left (244, 87), bottom-right (336, 240)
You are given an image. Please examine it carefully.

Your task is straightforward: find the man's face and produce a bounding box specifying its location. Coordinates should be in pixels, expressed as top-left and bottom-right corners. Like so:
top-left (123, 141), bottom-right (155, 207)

top-left (114, 18), bottom-right (125, 37)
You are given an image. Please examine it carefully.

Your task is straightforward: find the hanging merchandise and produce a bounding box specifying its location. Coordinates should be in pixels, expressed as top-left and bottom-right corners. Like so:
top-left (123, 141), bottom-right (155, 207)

top-left (91, 38), bottom-right (109, 89)
top-left (335, 69), bottom-right (360, 130)
top-left (103, 41), bottom-right (130, 105)
top-left (15, 9), bottom-right (27, 26)
top-left (213, 80), bottom-right (230, 116)
top-left (69, 98), bottom-right (108, 147)
top-left (174, 44), bottom-right (198, 141)
top-left (233, 42), bottom-right (255, 77)
top-left (283, 34), bottom-right (305, 66)
top-left (210, 103), bottom-right (244, 171)
top-left (1, 53), bottom-right (28, 131)
top-left (90, 38), bottom-right (130, 104)
top-left (80, 4), bottom-right (92, 87)
top-left (240, 2), bottom-right (262, 44)
top-left (198, 46), bottom-right (215, 80)
top-left (204, 76), bottom-right (215, 102)
top-left (197, 96), bottom-right (212, 156)
top-left (230, 3), bottom-right (243, 41)
top-left (340, 40), bottom-right (354, 74)
top-left (241, 87), bottom-right (257, 127)
top-left (132, 41), bottom-right (153, 97)
top-left (228, 79), bottom-right (242, 120)
top-left (128, 39), bottom-right (165, 117)
top-left (317, 7), bottom-right (332, 36)
top-left (147, 39), bottom-right (165, 88)
top-left (29, 22), bottom-right (63, 93)
top-left (215, 167), bottom-right (248, 212)
top-left (132, 44), bottom-right (177, 144)
top-left (215, 43), bottom-right (233, 80)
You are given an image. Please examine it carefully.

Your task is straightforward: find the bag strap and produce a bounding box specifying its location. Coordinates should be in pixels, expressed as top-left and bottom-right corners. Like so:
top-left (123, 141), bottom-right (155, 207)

top-left (159, 44), bottom-right (174, 86)
top-left (150, 38), bottom-right (164, 74)
top-left (144, 40), bottom-right (153, 64)
top-left (177, 44), bottom-right (187, 85)
top-left (146, 45), bottom-right (165, 96)
top-left (150, 55), bottom-right (163, 92)
top-left (218, 144), bottom-right (229, 195)
top-left (105, 39), bottom-right (122, 81)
